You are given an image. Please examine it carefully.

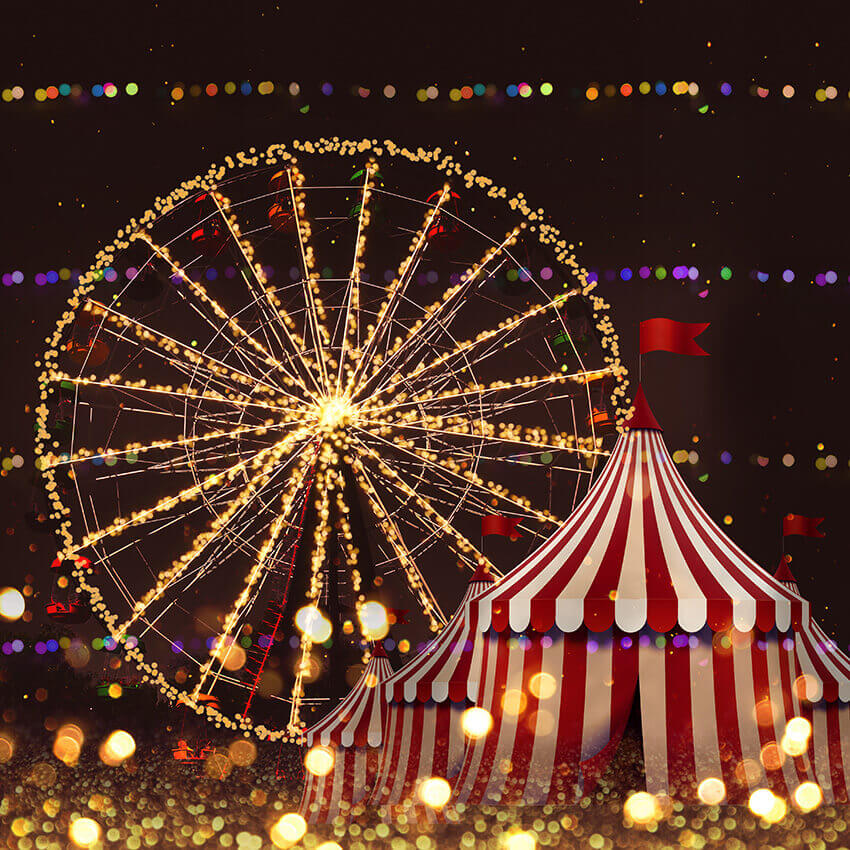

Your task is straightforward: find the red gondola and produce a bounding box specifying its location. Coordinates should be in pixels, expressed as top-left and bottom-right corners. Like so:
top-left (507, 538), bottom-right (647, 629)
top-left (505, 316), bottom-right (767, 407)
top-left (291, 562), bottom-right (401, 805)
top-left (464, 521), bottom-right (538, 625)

top-left (46, 555), bottom-right (93, 623)
top-left (425, 189), bottom-right (462, 251)
top-left (64, 312), bottom-right (110, 368)
top-left (189, 193), bottom-right (228, 257)
top-left (267, 171), bottom-right (297, 234)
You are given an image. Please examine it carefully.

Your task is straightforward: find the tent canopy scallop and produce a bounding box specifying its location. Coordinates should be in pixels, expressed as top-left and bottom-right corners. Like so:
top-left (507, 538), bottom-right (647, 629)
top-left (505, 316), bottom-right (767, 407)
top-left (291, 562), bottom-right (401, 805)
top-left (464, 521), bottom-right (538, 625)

top-left (475, 387), bottom-right (806, 636)
top-left (382, 565), bottom-right (495, 704)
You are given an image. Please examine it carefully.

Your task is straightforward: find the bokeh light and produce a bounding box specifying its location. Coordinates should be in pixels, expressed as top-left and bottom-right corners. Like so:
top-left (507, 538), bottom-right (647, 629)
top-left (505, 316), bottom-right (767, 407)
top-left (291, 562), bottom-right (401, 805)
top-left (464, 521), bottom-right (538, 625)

top-left (99, 729), bottom-right (136, 765)
top-left (304, 744), bottom-right (335, 776)
top-left (418, 776), bottom-right (451, 809)
top-left (697, 777), bottom-right (726, 804)
top-left (69, 817), bottom-right (101, 848)
top-left (269, 813), bottom-right (307, 849)
top-left (461, 707), bottom-right (494, 739)
top-left (624, 791), bottom-right (661, 824)
top-left (358, 601), bottom-right (389, 640)
top-left (0, 587), bottom-right (25, 620)
top-left (794, 781), bottom-right (823, 812)
top-left (295, 605), bottom-right (333, 643)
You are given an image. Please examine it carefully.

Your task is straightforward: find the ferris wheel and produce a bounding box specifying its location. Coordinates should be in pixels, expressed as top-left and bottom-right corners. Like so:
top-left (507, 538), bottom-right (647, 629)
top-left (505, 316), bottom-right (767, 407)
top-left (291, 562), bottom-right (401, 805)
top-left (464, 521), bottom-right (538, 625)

top-left (35, 139), bottom-right (627, 739)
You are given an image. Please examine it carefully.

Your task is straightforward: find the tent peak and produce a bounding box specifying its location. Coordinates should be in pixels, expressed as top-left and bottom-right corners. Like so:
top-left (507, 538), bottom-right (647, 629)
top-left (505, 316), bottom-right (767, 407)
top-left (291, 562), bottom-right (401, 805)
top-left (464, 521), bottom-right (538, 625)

top-left (624, 384), bottom-right (662, 432)
top-left (774, 558), bottom-right (797, 584)
top-left (371, 639), bottom-right (388, 658)
top-left (471, 563), bottom-right (495, 584)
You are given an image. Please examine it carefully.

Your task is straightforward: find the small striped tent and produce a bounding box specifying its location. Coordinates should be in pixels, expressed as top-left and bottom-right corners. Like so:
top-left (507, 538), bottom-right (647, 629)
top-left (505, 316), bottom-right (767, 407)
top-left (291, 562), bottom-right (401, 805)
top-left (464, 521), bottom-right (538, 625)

top-left (368, 566), bottom-right (494, 817)
top-left (298, 642), bottom-right (393, 823)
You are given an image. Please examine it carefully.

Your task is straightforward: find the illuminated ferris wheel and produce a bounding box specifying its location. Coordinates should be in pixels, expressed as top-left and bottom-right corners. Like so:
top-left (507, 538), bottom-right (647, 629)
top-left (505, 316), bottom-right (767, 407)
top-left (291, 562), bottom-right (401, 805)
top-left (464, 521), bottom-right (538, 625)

top-left (35, 139), bottom-right (626, 739)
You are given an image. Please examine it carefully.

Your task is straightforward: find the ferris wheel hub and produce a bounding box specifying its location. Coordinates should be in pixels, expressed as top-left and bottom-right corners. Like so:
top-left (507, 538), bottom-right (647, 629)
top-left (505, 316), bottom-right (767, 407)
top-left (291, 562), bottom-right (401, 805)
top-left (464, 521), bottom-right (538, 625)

top-left (315, 395), bottom-right (357, 435)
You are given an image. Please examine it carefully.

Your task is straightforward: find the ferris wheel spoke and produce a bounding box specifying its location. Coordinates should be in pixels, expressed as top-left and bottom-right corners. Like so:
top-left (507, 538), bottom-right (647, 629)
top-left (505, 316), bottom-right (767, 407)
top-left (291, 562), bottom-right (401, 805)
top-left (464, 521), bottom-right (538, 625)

top-left (350, 434), bottom-right (496, 580)
top-left (353, 424), bottom-right (555, 534)
top-left (347, 185), bottom-right (451, 398)
top-left (47, 370), bottom-right (311, 421)
top-left (286, 463), bottom-right (335, 733)
top-left (283, 168), bottom-right (333, 394)
top-left (334, 163), bottom-right (375, 392)
top-left (348, 455), bottom-right (446, 631)
top-left (370, 416), bottom-right (608, 460)
top-left (63, 429), bottom-right (303, 557)
top-left (367, 225), bottom-right (524, 396)
top-left (133, 230), bottom-right (318, 401)
top-left (193, 441), bottom-right (319, 698)
top-left (208, 189), bottom-right (319, 374)
top-left (115, 438), bottom-right (311, 635)
top-left (84, 300), bottom-right (288, 402)
top-left (364, 292), bottom-right (574, 406)
top-left (369, 366), bottom-right (613, 419)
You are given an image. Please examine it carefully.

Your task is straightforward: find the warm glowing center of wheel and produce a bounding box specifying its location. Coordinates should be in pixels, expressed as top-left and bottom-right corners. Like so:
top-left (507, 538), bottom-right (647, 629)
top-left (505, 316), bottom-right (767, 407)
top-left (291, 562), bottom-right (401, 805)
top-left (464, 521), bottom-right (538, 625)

top-left (316, 395), bottom-right (356, 434)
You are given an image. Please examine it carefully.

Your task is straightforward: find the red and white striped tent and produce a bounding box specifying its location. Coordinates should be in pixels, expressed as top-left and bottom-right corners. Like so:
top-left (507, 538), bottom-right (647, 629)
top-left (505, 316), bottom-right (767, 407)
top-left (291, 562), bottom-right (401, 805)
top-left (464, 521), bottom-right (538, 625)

top-left (453, 386), bottom-right (850, 805)
top-left (367, 565), bottom-right (494, 816)
top-left (298, 642), bottom-right (393, 823)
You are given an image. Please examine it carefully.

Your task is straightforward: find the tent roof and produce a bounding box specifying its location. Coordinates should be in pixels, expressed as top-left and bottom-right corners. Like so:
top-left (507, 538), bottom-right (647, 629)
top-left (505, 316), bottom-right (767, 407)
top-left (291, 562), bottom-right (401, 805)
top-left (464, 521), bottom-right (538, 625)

top-left (303, 645), bottom-right (393, 748)
top-left (382, 571), bottom-right (493, 703)
top-left (475, 419), bottom-right (805, 635)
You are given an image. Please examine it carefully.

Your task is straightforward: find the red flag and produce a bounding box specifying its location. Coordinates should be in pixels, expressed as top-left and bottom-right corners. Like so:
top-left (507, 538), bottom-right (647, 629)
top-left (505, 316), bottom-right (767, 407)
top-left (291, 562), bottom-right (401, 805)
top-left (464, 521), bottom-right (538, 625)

top-left (640, 318), bottom-right (710, 356)
top-left (387, 608), bottom-right (409, 625)
top-left (481, 515), bottom-right (522, 539)
top-left (782, 514), bottom-right (825, 538)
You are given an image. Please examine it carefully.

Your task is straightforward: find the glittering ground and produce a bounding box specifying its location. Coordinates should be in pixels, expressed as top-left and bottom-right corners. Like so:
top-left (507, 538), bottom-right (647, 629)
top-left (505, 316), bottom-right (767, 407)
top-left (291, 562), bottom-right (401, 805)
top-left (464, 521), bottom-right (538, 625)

top-left (2, 720), bottom-right (849, 850)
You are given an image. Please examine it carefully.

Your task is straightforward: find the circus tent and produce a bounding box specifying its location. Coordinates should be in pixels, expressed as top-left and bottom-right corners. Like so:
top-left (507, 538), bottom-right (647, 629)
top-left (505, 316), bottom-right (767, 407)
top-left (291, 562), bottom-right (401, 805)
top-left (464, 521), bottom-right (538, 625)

top-left (298, 641), bottom-right (393, 823)
top-left (367, 564), bottom-right (494, 814)
top-left (451, 386), bottom-right (850, 805)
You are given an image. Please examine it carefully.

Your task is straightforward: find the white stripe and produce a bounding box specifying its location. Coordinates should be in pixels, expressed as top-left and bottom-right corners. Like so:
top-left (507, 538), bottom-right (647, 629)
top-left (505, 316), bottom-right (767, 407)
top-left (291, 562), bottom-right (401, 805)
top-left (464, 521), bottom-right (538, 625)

top-left (690, 628), bottom-right (723, 786)
top-left (614, 433), bottom-right (648, 632)
top-left (455, 631), bottom-right (499, 803)
top-left (639, 634), bottom-right (668, 795)
top-left (839, 704), bottom-right (850, 797)
top-left (479, 635), bottom-right (528, 802)
top-left (643, 433), bottom-right (707, 631)
top-left (731, 639), bottom-right (766, 791)
top-left (580, 632), bottom-right (614, 762)
top-left (522, 632), bottom-right (567, 802)
top-left (446, 703), bottom-right (467, 778)
top-left (794, 632), bottom-right (826, 702)
top-left (764, 634), bottom-right (804, 793)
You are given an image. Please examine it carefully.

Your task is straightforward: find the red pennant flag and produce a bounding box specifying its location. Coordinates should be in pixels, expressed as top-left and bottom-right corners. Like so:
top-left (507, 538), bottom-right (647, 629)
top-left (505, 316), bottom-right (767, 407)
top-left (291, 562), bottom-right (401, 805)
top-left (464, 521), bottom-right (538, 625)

top-left (782, 514), bottom-right (825, 538)
top-left (640, 318), bottom-right (710, 356)
top-left (481, 515), bottom-right (522, 539)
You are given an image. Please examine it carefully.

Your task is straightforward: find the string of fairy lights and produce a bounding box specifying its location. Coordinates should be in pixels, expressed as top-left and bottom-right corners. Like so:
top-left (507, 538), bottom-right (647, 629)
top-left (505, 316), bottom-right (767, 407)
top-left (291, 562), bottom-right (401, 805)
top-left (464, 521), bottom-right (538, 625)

top-left (6, 263), bottom-right (849, 290)
top-left (5, 79), bottom-right (850, 105)
top-left (33, 137), bottom-right (628, 741)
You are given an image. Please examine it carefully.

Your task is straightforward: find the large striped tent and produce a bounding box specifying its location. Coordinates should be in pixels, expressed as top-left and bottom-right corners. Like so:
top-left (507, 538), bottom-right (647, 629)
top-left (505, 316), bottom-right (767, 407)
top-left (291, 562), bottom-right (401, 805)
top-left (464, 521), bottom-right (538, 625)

top-left (298, 641), bottom-right (393, 823)
top-left (453, 386), bottom-right (850, 805)
top-left (367, 565), bottom-right (494, 816)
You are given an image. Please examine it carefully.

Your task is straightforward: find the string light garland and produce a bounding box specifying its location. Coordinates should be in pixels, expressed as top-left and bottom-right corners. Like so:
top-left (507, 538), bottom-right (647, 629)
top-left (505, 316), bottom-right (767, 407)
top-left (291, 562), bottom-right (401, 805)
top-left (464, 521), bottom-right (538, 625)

top-left (34, 137), bottom-right (628, 740)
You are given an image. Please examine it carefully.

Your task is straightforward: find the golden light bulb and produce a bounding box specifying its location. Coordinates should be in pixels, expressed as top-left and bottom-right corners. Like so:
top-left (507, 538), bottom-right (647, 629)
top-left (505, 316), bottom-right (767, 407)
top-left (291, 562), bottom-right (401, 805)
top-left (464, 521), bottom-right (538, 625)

top-left (99, 730), bottom-right (136, 765)
top-left (0, 588), bottom-right (25, 621)
top-left (295, 605), bottom-right (333, 643)
top-left (418, 776), bottom-right (452, 809)
top-left (304, 744), bottom-right (335, 777)
top-left (696, 777), bottom-right (726, 805)
top-left (69, 817), bottom-right (101, 848)
top-left (269, 813), bottom-right (307, 849)
top-left (748, 788), bottom-right (785, 822)
top-left (794, 781), bottom-right (823, 812)
top-left (358, 601), bottom-right (389, 640)
top-left (461, 707), bottom-right (493, 739)
top-left (624, 791), bottom-right (660, 824)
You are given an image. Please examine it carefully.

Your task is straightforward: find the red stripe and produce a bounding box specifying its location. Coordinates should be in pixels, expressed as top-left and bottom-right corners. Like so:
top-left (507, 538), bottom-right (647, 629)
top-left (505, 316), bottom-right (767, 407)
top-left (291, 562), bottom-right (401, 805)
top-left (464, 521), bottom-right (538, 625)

top-left (776, 631), bottom-right (811, 788)
top-left (583, 441), bottom-right (639, 630)
top-left (463, 631), bottom-right (512, 803)
top-left (749, 631), bottom-right (789, 798)
top-left (640, 434), bottom-right (679, 632)
top-left (827, 704), bottom-right (848, 802)
top-left (711, 634), bottom-right (746, 803)
top-left (431, 703), bottom-right (452, 777)
top-left (547, 631), bottom-right (588, 803)
top-left (797, 628), bottom-right (839, 702)
top-left (662, 636), bottom-right (697, 799)
top-left (373, 706), bottom-right (405, 806)
top-left (580, 631), bottom-right (638, 793)
top-left (499, 636), bottom-right (544, 803)
top-left (395, 703), bottom-right (427, 805)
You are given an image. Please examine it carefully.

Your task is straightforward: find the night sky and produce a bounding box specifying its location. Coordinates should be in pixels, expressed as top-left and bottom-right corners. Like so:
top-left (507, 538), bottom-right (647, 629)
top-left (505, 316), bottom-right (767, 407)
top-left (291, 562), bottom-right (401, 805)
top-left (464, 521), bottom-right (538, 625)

top-left (1, 0), bottom-right (846, 668)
